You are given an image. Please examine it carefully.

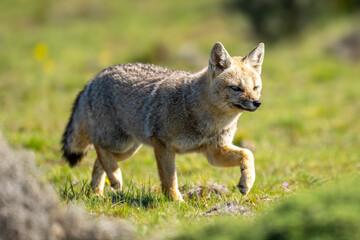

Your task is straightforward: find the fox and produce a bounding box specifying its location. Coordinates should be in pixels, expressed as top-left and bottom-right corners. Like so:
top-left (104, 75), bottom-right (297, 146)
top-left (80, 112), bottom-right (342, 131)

top-left (61, 42), bottom-right (264, 201)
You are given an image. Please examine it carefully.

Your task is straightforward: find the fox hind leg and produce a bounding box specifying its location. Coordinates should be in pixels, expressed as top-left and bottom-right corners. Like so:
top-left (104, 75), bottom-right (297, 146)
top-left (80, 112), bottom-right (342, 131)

top-left (91, 158), bottom-right (106, 194)
top-left (93, 143), bottom-right (142, 193)
top-left (95, 147), bottom-right (122, 190)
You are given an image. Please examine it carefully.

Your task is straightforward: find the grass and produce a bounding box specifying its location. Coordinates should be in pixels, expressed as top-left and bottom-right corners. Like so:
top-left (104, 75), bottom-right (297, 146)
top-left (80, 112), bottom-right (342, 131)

top-left (1, 0), bottom-right (360, 238)
top-left (172, 175), bottom-right (360, 240)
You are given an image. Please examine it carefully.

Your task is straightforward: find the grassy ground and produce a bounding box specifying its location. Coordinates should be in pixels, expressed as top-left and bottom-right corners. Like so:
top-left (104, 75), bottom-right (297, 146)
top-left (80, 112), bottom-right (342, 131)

top-left (1, 0), bottom-right (360, 238)
top-left (172, 176), bottom-right (360, 240)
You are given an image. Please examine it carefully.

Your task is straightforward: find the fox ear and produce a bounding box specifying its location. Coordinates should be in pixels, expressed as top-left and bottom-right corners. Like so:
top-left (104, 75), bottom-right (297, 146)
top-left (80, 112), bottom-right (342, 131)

top-left (209, 42), bottom-right (232, 75)
top-left (243, 43), bottom-right (265, 74)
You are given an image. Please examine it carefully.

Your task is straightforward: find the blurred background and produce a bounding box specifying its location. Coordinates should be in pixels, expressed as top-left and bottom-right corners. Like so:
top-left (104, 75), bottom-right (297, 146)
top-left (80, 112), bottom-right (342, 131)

top-left (0, 0), bottom-right (359, 193)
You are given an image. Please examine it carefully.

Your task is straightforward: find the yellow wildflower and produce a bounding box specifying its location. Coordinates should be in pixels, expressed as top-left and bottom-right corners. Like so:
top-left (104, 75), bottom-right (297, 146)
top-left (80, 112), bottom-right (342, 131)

top-left (34, 43), bottom-right (48, 61)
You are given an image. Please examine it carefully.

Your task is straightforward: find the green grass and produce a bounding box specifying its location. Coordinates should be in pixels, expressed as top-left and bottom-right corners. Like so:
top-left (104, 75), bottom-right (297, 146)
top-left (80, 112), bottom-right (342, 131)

top-left (1, 0), bottom-right (360, 238)
top-left (172, 175), bottom-right (360, 240)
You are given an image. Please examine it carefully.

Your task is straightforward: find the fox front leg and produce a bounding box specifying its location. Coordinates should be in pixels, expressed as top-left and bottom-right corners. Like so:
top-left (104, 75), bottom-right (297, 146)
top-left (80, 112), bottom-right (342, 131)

top-left (204, 145), bottom-right (255, 195)
top-left (151, 137), bottom-right (183, 201)
top-left (237, 148), bottom-right (255, 195)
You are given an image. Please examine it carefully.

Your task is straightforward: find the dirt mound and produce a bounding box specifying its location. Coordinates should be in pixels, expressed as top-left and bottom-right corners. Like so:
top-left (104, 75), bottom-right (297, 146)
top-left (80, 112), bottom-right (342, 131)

top-left (180, 182), bottom-right (229, 200)
top-left (0, 134), bottom-right (133, 240)
top-left (330, 31), bottom-right (360, 62)
top-left (201, 201), bottom-right (253, 216)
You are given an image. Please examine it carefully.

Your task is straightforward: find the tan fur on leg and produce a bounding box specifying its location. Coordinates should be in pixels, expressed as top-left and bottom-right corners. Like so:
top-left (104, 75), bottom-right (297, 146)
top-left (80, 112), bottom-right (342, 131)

top-left (204, 144), bottom-right (255, 195)
top-left (95, 147), bottom-right (123, 190)
top-left (152, 137), bottom-right (183, 201)
top-left (91, 158), bottom-right (106, 195)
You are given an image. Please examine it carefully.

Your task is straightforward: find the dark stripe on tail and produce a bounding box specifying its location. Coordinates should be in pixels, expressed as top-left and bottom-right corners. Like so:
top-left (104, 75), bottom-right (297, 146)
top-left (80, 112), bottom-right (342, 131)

top-left (61, 89), bottom-right (85, 167)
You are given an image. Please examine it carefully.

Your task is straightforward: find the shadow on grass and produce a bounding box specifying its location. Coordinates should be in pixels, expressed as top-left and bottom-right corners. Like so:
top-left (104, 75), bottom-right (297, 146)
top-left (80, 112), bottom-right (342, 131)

top-left (109, 186), bottom-right (166, 209)
top-left (58, 177), bottom-right (166, 209)
top-left (58, 178), bottom-right (92, 201)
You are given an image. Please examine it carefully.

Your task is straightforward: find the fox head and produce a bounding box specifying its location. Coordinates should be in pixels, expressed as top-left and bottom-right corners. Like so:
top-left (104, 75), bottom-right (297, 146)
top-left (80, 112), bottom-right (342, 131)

top-left (207, 42), bottom-right (264, 113)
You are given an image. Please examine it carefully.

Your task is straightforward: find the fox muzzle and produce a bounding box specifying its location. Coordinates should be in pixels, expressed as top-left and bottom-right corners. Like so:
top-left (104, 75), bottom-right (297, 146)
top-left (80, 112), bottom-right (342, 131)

top-left (233, 100), bottom-right (261, 112)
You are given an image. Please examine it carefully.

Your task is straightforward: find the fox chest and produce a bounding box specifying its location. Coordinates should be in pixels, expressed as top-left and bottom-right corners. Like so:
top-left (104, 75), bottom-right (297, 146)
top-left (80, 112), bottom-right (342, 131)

top-left (165, 118), bottom-right (238, 153)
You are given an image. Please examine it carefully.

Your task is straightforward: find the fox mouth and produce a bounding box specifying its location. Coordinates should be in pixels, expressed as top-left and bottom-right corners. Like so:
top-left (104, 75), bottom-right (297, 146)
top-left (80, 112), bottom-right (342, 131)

top-left (233, 103), bottom-right (257, 112)
top-left (233, 100), bottom-right (261, 112)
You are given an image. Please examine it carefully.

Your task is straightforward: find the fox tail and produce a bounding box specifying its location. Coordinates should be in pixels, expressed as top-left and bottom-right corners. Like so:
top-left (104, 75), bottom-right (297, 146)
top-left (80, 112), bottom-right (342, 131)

top-left (61, 90), bottom-right (91, 167)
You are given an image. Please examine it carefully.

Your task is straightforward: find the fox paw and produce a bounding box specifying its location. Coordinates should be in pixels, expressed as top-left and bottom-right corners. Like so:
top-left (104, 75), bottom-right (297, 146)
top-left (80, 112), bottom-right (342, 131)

top-left (237, 170), bottom-right (255, 196)
top-left (167, 188), bottom-right (184, 201)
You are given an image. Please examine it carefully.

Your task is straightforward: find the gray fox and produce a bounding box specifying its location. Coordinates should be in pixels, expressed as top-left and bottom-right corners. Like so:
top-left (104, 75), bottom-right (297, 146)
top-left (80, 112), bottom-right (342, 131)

top-left (61, 42), bottom-right (265, 200)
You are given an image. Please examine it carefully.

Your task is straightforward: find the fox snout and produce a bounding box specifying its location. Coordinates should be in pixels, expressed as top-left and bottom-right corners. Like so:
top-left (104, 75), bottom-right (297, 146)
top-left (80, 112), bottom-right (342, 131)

top-left (253, 100), bottom-right (261, 108)
top-left (234, 100), bottom-right (261, 112)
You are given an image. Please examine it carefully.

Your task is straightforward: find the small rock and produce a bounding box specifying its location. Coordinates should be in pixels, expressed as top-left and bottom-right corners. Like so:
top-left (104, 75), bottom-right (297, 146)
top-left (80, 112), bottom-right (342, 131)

top-left (179, 182), bottom-right (229, 200)
top-left (201, 201), bottom-right (254, 216)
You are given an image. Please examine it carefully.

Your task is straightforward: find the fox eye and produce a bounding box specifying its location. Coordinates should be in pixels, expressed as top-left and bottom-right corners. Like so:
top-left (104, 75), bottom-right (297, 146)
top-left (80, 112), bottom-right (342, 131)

top-left (230, 86), bottom-right (243, 92)
top-left (253, 86), bottom-right (259, 91)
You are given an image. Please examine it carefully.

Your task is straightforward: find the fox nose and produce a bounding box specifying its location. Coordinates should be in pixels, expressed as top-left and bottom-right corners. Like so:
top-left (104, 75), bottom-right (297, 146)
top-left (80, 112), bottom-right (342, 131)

top-left (253, 100), bottom-right (261, 108)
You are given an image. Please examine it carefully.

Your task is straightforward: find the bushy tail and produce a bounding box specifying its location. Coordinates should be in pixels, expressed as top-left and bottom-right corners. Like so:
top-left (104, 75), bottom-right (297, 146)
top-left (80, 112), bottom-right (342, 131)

top-left (61, 90), bottom-right (90, 167)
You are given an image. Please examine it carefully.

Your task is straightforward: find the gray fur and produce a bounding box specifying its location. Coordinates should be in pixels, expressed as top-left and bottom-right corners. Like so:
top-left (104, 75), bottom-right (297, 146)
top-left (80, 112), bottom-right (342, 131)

top-left (63, 63), bottom-right (241, 156)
